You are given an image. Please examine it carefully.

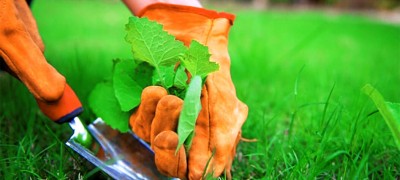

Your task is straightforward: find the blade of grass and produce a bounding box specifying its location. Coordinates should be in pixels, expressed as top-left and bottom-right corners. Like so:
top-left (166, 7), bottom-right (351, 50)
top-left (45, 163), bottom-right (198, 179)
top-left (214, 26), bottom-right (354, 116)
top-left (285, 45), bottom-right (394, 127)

top-left (320, 83), bottom-right (336, 128)
top-left (362, 84), bottom-right (400, 150)
top-left (352, 154), bottom-right (369, 180)
top-left (289, 65), bottom-right (306, 139)
top-left (201, 148), bottom-right (216, 179)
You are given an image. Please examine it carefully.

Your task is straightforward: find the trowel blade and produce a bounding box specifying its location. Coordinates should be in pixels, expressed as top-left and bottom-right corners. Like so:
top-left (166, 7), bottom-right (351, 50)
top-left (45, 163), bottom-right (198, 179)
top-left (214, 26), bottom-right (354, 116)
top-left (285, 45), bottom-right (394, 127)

top-left (66, 118), bottom-right (167, 180)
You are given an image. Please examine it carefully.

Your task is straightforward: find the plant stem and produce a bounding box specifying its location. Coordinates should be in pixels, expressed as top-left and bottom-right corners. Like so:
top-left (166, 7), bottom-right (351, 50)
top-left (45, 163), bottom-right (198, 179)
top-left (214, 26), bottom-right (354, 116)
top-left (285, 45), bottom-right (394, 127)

top-left (155, 67), bottom-right (170, 94)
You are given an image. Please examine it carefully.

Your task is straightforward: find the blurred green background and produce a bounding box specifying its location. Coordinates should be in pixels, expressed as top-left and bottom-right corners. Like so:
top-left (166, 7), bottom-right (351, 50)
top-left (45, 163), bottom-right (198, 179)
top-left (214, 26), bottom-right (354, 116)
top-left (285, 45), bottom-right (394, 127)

top-left (205, 0), bottom-right (400, 10)
top-left (1, 0), bottom-right (399, 179)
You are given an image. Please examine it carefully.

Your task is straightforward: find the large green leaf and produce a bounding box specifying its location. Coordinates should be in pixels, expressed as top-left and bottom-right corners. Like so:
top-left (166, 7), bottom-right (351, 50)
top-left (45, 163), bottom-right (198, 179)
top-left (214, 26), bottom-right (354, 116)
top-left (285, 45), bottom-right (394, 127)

top-left (152, 65), bottom-right (175, 89)
top-left (132, 61), bottom-right (154, 87)
top-left (88, 82), bottom-right (130, 133)
top-left (125, 16), bottom-right (186, 87)
top-left (363, 84), bottom-right (400, 150)
top-left (125, 16), bottom-right (186, 67)
top-left (181, 41), bottom-right (219, 78)
top-left (113, 59), bottom-right (143, 112)
top-left (176, 75), bottom-right (203, 153)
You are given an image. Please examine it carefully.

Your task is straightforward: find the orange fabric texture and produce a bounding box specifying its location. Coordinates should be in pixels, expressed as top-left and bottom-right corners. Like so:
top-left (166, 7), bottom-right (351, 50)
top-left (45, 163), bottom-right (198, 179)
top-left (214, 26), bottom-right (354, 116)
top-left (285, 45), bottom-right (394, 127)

top-left (0, 0), bottom-right (65, 101)
top-left (130, 86), bottom-right (168, 142)
top-left (1, 0), bottom-right (82, 122)
top-left (129, 3), bottom-right (248, 179)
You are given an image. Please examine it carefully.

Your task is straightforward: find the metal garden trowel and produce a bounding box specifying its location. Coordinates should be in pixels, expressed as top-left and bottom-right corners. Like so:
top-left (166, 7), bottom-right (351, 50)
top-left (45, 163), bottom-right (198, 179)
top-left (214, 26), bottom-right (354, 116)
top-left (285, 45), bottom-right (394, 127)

top-left (66, 117), bottom-right (167, 179)
top-left (34, 84), bottom-right (165, 179)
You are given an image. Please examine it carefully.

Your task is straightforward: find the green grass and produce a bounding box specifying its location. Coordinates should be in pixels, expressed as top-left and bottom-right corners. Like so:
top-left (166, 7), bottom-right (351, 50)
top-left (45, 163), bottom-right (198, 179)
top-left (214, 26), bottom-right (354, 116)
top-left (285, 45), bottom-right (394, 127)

top-left (1, 0), bottom-right (399, 179)
top-left (230, 10), bottom-right (400, 179)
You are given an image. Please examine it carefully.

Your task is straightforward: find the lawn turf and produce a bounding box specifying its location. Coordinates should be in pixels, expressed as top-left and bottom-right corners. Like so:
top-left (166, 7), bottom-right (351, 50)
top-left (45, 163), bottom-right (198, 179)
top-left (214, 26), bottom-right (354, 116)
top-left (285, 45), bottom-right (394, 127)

top-left (0, 0), bottom-right (399, 179)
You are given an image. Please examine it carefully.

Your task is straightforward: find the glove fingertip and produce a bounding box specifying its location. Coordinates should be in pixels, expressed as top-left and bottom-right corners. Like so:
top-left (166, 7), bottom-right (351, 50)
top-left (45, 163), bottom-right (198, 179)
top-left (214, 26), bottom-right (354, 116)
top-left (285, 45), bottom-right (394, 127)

top-left (130, 86), bottom-right (168, 142)
top-left (153, 131), bottom-right (187, 179)
top-left (150, 95), bottom-right (183, 144)
top-left (142, 86), bottom-right (168, 100)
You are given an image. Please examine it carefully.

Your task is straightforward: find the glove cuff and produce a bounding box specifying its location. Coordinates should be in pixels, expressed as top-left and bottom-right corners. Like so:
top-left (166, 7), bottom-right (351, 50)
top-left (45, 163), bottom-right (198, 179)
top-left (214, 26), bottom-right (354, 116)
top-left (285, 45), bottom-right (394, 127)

top-left (137, 3), bottom-right (235, 25)
top-left (36, 84), bottom-right (83, 123)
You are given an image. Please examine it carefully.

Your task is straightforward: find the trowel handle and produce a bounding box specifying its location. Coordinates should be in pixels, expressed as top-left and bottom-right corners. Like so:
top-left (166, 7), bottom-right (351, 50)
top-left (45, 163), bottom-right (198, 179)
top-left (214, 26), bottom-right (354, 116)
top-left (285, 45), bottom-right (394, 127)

top-left (36, 84), bottom-right (83, 123)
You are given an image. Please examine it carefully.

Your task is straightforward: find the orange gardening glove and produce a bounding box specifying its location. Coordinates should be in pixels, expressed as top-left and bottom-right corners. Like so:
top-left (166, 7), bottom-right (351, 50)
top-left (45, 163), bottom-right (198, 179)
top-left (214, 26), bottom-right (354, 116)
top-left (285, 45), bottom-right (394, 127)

top-left (0, 0), bottom-right (82, 123)
top-left (129, 3), bottom-right (248, 179)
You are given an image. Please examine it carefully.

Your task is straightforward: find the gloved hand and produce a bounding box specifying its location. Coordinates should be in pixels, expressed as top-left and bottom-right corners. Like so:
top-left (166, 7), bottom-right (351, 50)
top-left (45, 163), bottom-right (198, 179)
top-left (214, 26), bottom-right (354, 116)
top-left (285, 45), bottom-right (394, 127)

top-left (0, 0), bottom-right (82, 123)
top-left (129, 3), bottom-right (248, 179)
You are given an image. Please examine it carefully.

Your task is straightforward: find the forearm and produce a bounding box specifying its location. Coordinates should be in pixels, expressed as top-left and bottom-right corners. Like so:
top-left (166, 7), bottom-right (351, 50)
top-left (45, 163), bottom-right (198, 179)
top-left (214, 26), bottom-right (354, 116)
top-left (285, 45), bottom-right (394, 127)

top-left (121, 0), bottom-right (202, 15)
